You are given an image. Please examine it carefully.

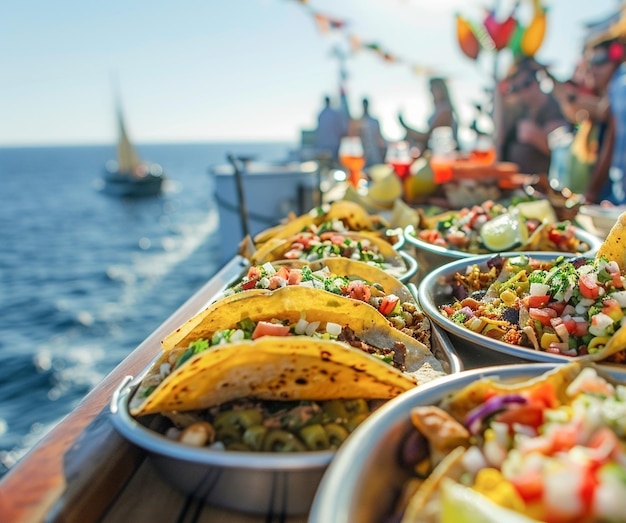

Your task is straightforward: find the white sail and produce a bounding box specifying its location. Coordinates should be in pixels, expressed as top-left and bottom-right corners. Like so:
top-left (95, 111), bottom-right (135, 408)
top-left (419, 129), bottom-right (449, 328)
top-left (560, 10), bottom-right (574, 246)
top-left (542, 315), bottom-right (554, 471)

top-left (116, 103), bottom-right (142, 175)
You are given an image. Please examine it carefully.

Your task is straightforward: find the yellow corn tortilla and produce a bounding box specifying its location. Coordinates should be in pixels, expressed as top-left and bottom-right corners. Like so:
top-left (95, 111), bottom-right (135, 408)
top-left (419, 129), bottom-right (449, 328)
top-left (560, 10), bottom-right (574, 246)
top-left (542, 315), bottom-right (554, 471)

top-left (129, 336), bottom-right (417, 416)
top-left (253, 201), bottom-right (378, 246)
top-left (249, 230), bottom-right (405, 270)
top-left (162, 286), bottom-right (440, 376)
top-left (596, 209), bottom-right (626, 272)
top-left (439, 362), bottom-right (582, 422)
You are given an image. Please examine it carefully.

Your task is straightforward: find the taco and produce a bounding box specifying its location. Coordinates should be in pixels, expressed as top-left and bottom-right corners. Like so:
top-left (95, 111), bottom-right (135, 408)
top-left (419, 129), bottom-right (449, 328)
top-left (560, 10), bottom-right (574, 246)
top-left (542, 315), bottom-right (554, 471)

top-left (247, 229), bottom-right (407, 279)
top-left (219, 258), bottom-right (431, 348)
top-left (394, 362), bottom-right (626, 523)
top-left (132, 286), bottom-right (443, 417)
top-left (253, 201), bottom-right (381, 246)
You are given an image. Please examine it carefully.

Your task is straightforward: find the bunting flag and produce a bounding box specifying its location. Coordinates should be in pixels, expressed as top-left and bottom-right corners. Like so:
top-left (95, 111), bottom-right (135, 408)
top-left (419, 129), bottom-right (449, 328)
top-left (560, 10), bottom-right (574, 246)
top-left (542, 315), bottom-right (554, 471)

top-left (288, 0), bottom-right (438, 76)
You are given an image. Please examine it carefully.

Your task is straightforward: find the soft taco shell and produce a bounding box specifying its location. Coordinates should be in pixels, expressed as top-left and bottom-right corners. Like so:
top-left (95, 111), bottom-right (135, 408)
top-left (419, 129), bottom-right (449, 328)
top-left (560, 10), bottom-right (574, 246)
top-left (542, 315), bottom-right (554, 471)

top-left (129, 336), bottom-right (416, 416)
top-left (249, 231), bottom-right (406, 271)
top-left (162, 286), bottom-right (441, 375)
top-left (439, 362), bottom-right (582, 422)
top-left (253, 201), bottom-right (378, 246)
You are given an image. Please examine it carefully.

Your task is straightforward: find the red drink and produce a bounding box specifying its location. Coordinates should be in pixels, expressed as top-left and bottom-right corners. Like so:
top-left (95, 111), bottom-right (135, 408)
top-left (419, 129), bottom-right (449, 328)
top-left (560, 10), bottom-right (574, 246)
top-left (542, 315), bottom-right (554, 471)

top-left (390, 161), bottom-right (412, 179)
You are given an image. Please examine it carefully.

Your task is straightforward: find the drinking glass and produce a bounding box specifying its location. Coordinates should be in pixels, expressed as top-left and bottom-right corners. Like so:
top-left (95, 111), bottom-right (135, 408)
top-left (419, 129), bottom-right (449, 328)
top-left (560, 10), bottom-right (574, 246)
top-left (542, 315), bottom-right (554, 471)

top-left (385, 141), bottom-right (412, 179)
top-left (339, 137), bottom-right (365, 187)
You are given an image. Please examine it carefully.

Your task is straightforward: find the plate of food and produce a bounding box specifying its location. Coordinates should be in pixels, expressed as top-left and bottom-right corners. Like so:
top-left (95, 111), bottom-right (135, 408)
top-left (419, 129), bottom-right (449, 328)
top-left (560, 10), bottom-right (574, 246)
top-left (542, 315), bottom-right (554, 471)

top-left (111, 282), bottom-right (459, 514)
top-left (405, 199), bottom-right (602, 281)
top-left (309, 361), bottom-right (626, 522)
top-left (417, 211), bottom-right (626, 364)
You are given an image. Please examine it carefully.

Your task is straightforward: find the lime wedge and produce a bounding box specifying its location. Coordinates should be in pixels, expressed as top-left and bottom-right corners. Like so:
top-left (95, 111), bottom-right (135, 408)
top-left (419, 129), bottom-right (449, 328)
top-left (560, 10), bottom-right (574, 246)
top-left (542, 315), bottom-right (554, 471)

top-left (515, 199), bottom-right (558, 224)
top-left (441, 478), bottom-right (538, 523)
top-left (480, 209), bottom-right (528, 252)
top-left (367, 172), bottom-right (403, 204)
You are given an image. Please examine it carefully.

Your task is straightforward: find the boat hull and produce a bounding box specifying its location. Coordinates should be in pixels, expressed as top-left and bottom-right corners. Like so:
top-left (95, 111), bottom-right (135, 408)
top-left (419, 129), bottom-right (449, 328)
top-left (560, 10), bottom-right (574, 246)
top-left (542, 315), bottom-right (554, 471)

top-left (102, 170), bottom-right (164, 198)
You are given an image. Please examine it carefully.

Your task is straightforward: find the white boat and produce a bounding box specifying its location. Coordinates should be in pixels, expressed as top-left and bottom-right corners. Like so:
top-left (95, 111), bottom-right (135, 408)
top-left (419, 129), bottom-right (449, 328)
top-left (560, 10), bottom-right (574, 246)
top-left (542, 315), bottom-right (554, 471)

top-left (102, 102), bottom-right (165, 198)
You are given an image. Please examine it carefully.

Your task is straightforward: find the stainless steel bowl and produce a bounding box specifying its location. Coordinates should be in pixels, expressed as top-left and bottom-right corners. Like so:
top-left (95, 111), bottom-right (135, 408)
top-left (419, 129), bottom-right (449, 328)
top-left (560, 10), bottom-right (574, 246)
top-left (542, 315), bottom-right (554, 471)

top-left (418, 252), bottom-right (600, 364)
top-left (309, 363), bottom-right (626, 523)
top-left (405, 223), bottom-right (602, 283)
top-left (109, 325), bottom-right (461, 515)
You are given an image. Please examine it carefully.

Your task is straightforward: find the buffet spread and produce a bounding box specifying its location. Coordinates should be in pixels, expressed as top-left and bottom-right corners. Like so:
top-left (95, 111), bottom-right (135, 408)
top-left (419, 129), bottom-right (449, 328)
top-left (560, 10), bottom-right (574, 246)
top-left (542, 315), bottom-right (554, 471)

top-left (2, 195), bottom-right (626, 523)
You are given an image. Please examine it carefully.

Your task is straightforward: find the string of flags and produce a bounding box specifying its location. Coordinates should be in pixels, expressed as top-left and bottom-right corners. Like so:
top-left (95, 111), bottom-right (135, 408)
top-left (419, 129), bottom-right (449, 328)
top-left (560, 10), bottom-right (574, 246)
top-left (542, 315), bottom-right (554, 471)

top-left (289, 0), bottom-right (438, 76)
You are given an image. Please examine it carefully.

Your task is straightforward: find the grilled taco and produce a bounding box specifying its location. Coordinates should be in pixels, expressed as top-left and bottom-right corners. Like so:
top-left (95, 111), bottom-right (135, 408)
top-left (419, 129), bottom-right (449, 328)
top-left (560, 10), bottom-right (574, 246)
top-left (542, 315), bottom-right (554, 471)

top-left (131, 286), bottom-right (443, 417)
top-left (395, 362), bottom-right (626, 523)
top-left (219, 258), bottom-right (431, 348)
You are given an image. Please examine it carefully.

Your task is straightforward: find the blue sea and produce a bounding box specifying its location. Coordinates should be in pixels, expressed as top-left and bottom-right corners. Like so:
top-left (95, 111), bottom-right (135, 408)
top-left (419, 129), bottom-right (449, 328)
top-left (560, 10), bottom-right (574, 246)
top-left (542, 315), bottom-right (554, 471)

top-left (0, 142), bottom-right (294, 477)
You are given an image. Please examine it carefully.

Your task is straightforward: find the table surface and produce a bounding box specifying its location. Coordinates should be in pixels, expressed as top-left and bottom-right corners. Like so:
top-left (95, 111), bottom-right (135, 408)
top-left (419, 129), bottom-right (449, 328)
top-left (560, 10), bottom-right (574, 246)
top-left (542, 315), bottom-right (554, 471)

top-left (0, 234), bottom-right (594, 523)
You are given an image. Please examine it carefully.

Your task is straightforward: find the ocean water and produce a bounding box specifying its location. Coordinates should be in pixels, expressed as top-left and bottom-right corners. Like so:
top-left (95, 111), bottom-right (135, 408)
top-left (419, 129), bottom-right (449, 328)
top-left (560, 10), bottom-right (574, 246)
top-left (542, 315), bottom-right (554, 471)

top-left (0, 141), bottom-right (294, 476)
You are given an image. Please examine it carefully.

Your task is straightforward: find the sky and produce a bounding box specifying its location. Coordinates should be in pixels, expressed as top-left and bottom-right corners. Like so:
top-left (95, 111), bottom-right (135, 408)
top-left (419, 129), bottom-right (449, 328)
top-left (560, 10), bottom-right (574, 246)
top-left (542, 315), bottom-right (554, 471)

top-left (0, 0), bottom-right (622, 147)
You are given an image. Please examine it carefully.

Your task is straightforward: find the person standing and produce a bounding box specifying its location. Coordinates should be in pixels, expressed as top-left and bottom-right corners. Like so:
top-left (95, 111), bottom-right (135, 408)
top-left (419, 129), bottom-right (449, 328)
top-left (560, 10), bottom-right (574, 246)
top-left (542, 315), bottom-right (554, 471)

top-left (499, 57), bottom-right (568, 175)
top-left (314, 95), bottom-right (347, 164)
top-left (398, 77), bottom-right (459, 152)
top-left (355, 97), bottom-right (386, 167)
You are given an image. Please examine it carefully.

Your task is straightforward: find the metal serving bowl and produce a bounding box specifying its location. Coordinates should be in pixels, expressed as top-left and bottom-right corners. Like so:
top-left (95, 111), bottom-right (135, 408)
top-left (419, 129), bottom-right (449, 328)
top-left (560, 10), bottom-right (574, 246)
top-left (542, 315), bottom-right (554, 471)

top-left (109, 325), bottom-right (461, 515)
top-left (309, 363), bottom-right (626, 523)
top-left (417, 252), bottom-right (606, 364)
top-left (405, 223), bottom-right (602, 284)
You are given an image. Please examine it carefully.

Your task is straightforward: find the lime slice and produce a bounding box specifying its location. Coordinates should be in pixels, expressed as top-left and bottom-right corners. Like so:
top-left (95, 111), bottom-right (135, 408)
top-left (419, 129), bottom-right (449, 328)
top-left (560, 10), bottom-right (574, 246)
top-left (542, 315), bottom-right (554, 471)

top-left (515, 199), bottom-right (557, 224)
top-left (480, 210), bottom-right (529, 252)
top-left (367, 172), bottom-right (403, 204)
top-left (441, 478), bottom-right (538, 523)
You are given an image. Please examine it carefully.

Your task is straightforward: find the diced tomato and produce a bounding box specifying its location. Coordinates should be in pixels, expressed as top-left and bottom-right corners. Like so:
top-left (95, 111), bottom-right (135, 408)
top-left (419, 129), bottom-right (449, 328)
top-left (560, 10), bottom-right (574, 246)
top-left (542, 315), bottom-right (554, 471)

top-left (602, 298), bottom-right (624, 322)
top-left (529, 307), bottom-right (557, 326)
top-left (549, 424), bottom-right (578, 453)
top-left (284, 248), bottom-right (303, 259)
top-left (442, 305), bottom-right (456, 315)
top-left (579, 274), bottom-right (600, 300)
top-left (574, 320), bottom-right (588, 337)
top-left (247, 266), bottom-right (262, 280)
top-left (527, 295), bottom-right (550, 308)
top-left (561, 317), bottom-right (577, 334)
top-left (287, 270), bottom-right (302, 285)
top-left (525, 381), bottom-right (558, 409)
top-left (379, 294), bottom-right (400, 316)
top-left (241, 279), bottom-right (258, 290)
top-left (588, 427), bottom-right (620, 460)
top-left (495, 404), bottom-right (544, 430)
top-left (511, 470), bottom-right (544, 502)
top-left (548, 302), bottom-right (566, 315)
top-left (275, 266), bottom-right (290, 280)
top-left (578, 464), bottom-right (598, 515)
top-left (252, 321), bottom-right (290, 339)
top-left (347, 281), bottom-right (371, 302)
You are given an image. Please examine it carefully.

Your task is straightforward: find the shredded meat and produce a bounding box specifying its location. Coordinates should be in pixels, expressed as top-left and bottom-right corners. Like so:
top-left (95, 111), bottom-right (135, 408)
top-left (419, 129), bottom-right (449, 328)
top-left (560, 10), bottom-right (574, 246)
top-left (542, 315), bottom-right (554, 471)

top-left (337, 326), bottom-right (407, 372)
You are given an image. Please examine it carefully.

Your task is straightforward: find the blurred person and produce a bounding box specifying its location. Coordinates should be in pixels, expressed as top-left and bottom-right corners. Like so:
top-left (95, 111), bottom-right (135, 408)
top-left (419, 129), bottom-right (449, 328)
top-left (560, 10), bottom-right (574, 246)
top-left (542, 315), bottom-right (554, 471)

top-left (581, 38), bottom-right (626, 204)
top-left (356, 97), bottom-right (386, 167)
top-left (499, 57), bottom-right (568, 175)
top-left (398, 77), bottom-right (459, 152)
top-left (315, 95), bottom-right (347, 164)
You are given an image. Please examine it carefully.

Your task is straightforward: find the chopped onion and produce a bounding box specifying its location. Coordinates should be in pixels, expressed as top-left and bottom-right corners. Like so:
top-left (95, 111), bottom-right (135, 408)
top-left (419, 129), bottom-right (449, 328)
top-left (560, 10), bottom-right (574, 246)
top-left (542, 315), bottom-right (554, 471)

top-left (465, 394), bottom-right (527, 434)
top-left (325, 322), bottom-right (342, 337)
top-left (262, 262), bottom-right (276, 275)
top-left (294, 318), bottom-right (309, 335)
top-left (305, 321), bottom-right (321, 336)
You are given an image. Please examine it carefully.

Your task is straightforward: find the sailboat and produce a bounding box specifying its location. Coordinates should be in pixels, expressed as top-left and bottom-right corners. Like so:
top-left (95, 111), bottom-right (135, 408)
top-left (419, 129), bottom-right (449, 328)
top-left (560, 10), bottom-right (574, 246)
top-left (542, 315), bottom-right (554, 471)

top-left (102, 99), bottom-right (165, 197)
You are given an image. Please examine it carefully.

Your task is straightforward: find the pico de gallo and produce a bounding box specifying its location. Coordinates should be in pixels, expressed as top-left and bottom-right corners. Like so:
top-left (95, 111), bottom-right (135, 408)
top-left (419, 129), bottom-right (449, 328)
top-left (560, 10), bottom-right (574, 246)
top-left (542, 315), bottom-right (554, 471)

top-left (440, 254), bottom-right (626, 361)
top-left (397, 365), bottom-right (626, 522)
top-left (222, 262), bottom-right (430, 347)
